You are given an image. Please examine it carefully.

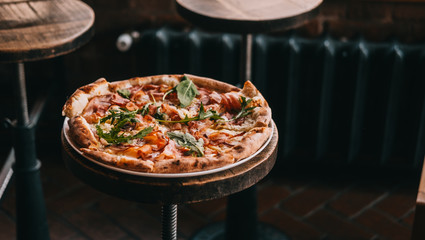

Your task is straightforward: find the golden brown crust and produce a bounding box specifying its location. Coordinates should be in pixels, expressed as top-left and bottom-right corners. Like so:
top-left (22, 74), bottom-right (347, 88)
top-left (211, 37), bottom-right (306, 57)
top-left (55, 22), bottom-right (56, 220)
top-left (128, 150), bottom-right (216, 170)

top-left (227, 127), bottom-right (272, 160)
top-left (185, 74), bottom-right (240, 93)
top-left (153, 154), bottom-right (235, 173)
top-left (63, 74), bottom-right (272, 174)
top-left (80, 149), bottom-right (155, 172)
top-left (68, 116), bottom-right (98, 148)
top-left (62, 78), bottom-right (110, 118)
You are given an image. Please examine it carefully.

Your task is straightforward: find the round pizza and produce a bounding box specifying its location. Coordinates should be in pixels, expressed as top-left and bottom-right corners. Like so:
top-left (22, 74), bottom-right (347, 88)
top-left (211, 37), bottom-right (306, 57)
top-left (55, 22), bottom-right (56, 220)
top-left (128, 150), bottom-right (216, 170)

top-left (62, 74), bottom-right (272, 173)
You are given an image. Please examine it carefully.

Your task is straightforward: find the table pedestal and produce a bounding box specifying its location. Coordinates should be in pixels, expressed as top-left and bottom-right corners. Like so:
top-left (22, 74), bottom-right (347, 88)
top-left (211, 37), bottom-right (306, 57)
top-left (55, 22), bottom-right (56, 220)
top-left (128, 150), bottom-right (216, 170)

top-left (190, 186), bottom-right (289, 240)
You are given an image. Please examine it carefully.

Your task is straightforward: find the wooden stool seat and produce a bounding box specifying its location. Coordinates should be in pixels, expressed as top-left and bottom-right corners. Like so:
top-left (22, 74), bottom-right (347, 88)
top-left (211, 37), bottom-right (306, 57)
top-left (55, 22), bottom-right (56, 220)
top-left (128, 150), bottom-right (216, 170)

top-left (176, 0), bottom-right (322, 33)
top-left (61, 121), bottom-right (278, 204)
top-left (0, 0), bottom-right (94, 63)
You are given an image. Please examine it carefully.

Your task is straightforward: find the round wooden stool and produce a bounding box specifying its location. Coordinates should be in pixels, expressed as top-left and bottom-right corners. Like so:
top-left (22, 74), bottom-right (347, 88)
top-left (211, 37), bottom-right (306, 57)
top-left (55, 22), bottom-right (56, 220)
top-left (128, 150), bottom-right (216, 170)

top-left (0, 1), bottom-right (94, 239)
top-left (176, 0), bottom-right (322, 85)
top-left (61, 120), bottom-right (279, 240)
top-left (176, 0), bottom-right (322, 239)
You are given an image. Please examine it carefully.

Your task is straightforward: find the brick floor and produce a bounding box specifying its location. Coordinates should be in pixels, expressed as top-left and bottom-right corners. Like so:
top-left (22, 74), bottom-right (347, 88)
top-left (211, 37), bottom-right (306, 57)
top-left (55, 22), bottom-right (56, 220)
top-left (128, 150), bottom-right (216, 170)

top-left (0, 152), bottom-right (420, 240)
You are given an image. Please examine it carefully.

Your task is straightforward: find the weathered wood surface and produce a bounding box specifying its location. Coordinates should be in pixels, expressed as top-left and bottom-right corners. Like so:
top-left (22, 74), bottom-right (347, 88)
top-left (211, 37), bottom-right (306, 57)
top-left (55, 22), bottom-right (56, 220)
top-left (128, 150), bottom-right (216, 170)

top-left (0, 0), bottom-right (94, 63)
top-left (61, 121), bottom-right (278, 205)
top-left (176, 0), bottom-right (322, 33)
top-left (412, 158), bottom-right (425, 240)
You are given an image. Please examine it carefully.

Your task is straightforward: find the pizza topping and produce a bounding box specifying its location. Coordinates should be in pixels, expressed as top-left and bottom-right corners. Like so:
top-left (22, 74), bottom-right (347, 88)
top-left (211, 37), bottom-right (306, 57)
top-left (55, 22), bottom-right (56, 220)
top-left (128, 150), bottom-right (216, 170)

top-left (230, 96), bottom-right (257, 121)
top-left (164, 76), bottom-right (199, 107)
top-left (221, 92), bottom-right (242, 111)
top-left (131, 90), bottom-right (148, 104)
top-left (83, 95), bottom-right (112, 118)
top-left (96, 109), bottom-right (154, 144)
top-left (157, 103), bottom-right (222, 124)
top-left (111, 93), bottom-right (130, 106)
top-left (156, 140), bottom-right (181, 160)
top-left (161, 103), bottom-right (181, 121)
top-left (209, 91), bottom-right (222, 104)
top-left (167, 131), bottom-right (204, 157)
top-left (138, 144), bottom-right (153, 159)
top-left (138, 103), bottom-right (153, 116)
top-left (117, 89), bottom-right (131, 99)
top-left (143, 130), bottom-right (168, 151)
top-left (197, 88), bottom-right (211, 105)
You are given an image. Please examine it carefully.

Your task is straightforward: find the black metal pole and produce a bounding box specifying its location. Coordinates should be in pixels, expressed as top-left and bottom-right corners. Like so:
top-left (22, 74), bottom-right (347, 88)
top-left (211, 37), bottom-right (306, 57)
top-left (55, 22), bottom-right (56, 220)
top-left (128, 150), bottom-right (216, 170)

top-left (240, 34), bottom-right (253, 85)
top-left (225, 186), bottom-right (258, 240)
top-left (12, 63), bottom-right (50, 240)
top-left (162, 204), bottom-right (178, 240)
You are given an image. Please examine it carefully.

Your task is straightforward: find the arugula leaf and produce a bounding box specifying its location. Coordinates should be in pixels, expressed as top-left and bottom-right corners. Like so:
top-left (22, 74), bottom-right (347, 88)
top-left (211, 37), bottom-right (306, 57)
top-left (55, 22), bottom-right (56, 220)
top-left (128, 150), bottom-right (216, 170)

top-left (231, 96), bottom-right (256, 120)
top-left (96, 109), bottom-right (153, 144)
top-left (132, 126), bottom-right (154, 139)
top-left (100, 109), bottom-right (138, 124)
top-left (96, 125), bottom-right (153, 145)
top-left (167, 131), bottom-right (204, 157)
top-left (156, 103), bottom-right (222, 123)
top-left (138, 103), bottom-right (152, 116)
top-left (198, 103), bottom-right (222, 120)
top-left (117, 89), bottom-right (131, 99)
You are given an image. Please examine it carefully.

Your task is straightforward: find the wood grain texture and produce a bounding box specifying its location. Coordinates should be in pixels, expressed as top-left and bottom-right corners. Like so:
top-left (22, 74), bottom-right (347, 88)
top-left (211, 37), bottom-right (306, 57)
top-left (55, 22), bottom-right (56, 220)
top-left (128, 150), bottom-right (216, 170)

top-left (417, 158), bottom-right (425, 204)
top-left (0, 0), bottom-right (94, 63)
top-left (412, 158), bottom-right (425, 240)
top-left (61, 121), bottom-right (278, 205)
top-left (176, 0), bottom-right (322, 33)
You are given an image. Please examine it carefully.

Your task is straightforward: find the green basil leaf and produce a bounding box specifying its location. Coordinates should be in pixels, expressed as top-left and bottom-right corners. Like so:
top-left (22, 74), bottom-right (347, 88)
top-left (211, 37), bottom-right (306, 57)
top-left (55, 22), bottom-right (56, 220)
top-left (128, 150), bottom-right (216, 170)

top-left (176, 76), bottom-right (199, 107)
top-left (117, 89), bottom-right (131, 99)
top-left (167, 131), bottom-right (204, 157)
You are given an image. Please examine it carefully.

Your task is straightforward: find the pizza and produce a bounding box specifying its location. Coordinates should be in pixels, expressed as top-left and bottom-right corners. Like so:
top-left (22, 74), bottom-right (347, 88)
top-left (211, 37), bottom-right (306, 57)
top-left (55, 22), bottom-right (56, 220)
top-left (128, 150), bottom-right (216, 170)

top-left (62, 74), bottom-right (272, 173)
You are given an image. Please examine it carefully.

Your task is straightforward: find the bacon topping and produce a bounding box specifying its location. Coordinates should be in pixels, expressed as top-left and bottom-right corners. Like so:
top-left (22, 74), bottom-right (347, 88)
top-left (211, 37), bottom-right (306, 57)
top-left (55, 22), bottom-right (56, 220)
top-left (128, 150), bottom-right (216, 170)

top-left (209, 91), bottom-right (222, 104)
top-left (143, 130), bottom-right (168, 151)
top-left (161, 103), bottom-right (180, 121)
top-left (156, 140), bottom-right (181, 160)
top-left (221, 92), bottom-right (242, 111)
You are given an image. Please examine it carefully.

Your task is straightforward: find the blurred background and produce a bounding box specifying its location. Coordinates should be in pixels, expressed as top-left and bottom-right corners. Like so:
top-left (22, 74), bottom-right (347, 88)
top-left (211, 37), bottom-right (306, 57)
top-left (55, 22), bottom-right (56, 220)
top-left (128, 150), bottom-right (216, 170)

top-left (1, 0), bottom-right (425, 239)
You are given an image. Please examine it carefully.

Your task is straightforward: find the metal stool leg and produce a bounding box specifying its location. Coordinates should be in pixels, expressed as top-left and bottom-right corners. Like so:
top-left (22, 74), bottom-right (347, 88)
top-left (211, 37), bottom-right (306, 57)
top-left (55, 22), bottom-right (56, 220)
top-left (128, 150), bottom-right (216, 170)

top-left (12, 63), bottom-right (50, 240)
top-left (239, 34), bottom-right (252, 85)
top-left (162, 204), bottom-right (178, 240)
top-left (225, 186), bottom-right (258, 240)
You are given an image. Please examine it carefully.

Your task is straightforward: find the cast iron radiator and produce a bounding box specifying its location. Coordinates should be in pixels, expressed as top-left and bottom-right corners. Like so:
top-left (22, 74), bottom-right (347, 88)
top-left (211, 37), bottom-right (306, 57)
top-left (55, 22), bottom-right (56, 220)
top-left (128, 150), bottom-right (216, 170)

top-left (119, 27), bottom-right (425, 170)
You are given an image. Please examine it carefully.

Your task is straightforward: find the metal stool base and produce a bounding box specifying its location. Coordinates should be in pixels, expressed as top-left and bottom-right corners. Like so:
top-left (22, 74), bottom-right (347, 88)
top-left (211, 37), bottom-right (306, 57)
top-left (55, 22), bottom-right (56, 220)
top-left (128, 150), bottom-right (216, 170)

top-left (190, 222), bottom-right (290, 240)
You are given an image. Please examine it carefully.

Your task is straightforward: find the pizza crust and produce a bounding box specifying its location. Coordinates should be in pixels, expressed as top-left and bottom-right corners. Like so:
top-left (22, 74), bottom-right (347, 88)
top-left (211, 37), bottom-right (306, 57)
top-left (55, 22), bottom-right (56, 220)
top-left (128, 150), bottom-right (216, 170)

top-left (62, 78), bottom-right (110, 118)
top-left (80, 148), bottom-right (155, 172)
top-left (68, 116), bottom-right (98, 148)
top-left (227, 127), bottom-right (272, 160)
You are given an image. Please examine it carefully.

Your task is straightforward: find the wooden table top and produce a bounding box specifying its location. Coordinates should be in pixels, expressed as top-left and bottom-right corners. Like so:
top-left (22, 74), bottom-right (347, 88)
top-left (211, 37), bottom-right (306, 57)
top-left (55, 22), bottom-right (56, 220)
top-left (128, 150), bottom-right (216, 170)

top-left (0, 0), bottom-right (94, 63)
top-left (176, 0), bottom-right (322, 33)
top-left (61, 121), bottom-right (279, 205)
